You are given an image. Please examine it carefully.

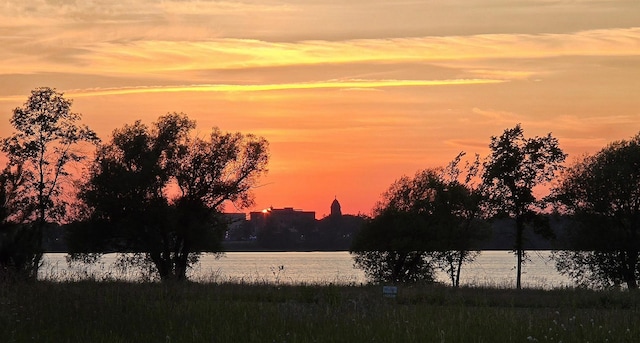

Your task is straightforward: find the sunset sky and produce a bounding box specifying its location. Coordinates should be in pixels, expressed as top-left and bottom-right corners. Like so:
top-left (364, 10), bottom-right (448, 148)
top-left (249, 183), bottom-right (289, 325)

top-left (1, 0), bottom-right (639, 217)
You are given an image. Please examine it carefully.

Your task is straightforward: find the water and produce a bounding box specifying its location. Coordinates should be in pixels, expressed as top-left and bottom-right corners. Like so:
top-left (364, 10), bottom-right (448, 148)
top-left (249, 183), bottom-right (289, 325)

top-left (41, 251), bottom-right (572, 288)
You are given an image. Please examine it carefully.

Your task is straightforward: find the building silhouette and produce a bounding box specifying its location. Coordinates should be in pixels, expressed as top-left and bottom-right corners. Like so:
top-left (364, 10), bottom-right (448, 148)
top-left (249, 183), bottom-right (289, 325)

top-left (248, 207), bottom-right (316, 249)
top-left (223, 199), bottom-right (365, 250)
top-left (249, 207), bottom-right (315, 232)
top-left (330, 197), bottom-right (342, 217)
top-left (221, 213), bottom-right (250, 241)
top-left (317, 197), bottom-right (364, 250)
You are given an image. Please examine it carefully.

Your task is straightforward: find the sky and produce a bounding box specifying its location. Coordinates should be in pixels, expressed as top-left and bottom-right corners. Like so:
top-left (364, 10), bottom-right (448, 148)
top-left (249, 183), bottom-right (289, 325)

top-left (1, 0), bottom-right (639, 217)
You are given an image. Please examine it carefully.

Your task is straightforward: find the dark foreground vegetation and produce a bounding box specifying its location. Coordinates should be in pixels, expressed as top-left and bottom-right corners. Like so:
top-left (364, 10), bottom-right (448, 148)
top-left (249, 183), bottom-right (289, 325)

top-left (1, 281), bottom-right (639, 343)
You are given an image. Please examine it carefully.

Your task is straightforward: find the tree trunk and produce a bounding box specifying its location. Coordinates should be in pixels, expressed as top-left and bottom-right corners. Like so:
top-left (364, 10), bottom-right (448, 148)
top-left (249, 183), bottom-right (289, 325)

top-left (455, 251), bottom-right (464, 288)
top-left (392, 252), bottom-right (406, 282)
top-left (624, 250), bottom-right (638, 290)
top-left (175, 251), bottom-right (189, 281)
top-left (150, 252), bottom-right (172, 281)
top-left (27, 221), bottom-right (44, 281)
top-left (175, 232), bottom-right (190, 281)
top-left (29, 164), bottom-right (46, 281)
top-left (449, 255), bottom-right (456, 287)
top-left (515, 217), bottom-right (524, 290)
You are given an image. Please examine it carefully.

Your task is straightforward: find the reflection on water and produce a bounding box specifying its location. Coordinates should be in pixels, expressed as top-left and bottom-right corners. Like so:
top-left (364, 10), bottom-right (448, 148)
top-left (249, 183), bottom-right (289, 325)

top-left (41, 251), bottom-right (572, 288)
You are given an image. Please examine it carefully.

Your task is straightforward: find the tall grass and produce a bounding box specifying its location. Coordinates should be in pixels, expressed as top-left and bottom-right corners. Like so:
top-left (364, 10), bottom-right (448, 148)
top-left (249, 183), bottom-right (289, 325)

top-left (2, 281), bottom-right (639, 342)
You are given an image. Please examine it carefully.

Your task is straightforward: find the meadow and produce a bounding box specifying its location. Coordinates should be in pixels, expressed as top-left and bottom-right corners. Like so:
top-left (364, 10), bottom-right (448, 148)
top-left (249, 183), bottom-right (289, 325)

top-left (1, 280), bottom-right (639, 342)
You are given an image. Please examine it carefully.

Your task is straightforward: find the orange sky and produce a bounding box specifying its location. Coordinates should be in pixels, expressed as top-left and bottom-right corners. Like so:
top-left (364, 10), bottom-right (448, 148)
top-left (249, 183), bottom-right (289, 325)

top-left (1, 0), bottom-right (639, 217)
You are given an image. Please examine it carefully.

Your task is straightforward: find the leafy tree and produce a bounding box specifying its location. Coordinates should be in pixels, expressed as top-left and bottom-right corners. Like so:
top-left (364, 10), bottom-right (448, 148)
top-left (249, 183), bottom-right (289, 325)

top-left (351, 156), bottom-right (487, 285)
top-left (74, 113), bottom-right (268, 281)
top-left (433, 153), bottom-right (488, 287)
top-left (1, 87), bottom-right (99, 279)
top-left (482, 124), bottom-right (566, 289)
top-left (351, 210), bottom-right (436, 283)
top-left (552, 133), bottom-right (640, 289)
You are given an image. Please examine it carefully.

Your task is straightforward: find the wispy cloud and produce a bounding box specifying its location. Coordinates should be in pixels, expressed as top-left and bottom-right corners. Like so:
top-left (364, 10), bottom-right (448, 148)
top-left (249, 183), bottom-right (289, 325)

top-left (2, 26), bottom-right (637, 79)
top-left (2, 0), bottom-right (638, 82)
top-left (66, 28), bottom-right (640, 70)
top-left (28, 79), bottom-right (504, 99)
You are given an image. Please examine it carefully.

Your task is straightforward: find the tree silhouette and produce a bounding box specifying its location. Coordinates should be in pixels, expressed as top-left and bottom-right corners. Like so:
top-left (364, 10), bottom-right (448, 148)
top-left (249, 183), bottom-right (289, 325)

top-left (433, 153), bottom-right (488, 287)
top-left (482, 124), bottom-right (565, 289)
top-left (1, 87), bottom-right (99, 279)
top-left (552, 133), bottom-right (640, 289)
top-left (75, 113), bottom-right (268, 281)
top-left (351, 155), bottom-right (487, 285)
top-left (351, 209), bottom-right (436, 283)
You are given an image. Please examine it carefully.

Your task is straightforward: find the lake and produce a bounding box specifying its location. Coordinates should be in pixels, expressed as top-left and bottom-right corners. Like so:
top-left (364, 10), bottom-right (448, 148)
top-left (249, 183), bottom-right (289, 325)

top-left (40, 251), bottom-right (573, 288)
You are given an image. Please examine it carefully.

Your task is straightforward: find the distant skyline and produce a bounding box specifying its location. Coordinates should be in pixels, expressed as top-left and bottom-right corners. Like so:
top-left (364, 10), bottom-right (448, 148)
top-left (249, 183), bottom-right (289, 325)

top-left (1, 0), bottom-right (639, 215)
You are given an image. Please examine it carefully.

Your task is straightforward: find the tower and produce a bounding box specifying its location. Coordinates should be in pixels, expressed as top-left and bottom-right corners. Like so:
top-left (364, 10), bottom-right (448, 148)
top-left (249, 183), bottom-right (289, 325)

top-left (330, 197), bottom-right (342, 217)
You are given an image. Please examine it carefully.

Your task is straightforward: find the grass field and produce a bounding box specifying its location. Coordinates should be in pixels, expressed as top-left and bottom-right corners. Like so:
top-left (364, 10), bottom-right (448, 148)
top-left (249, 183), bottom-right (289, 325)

top-left (1, 281), bottom-right (639, 342)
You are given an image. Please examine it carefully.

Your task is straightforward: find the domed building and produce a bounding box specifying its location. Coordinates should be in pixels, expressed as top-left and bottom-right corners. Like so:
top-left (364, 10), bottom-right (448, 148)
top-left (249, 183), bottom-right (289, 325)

top-left (330, 197), bottom-right (342, 217)
top-left (312, 197), bottom-right (364, 250)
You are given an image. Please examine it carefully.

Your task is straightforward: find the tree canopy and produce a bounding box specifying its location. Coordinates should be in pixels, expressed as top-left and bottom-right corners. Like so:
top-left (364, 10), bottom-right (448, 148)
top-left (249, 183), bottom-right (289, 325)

top-left (351, 209), bottom-right (436, 283)
top-left (73, 113), bottom-right (269, 281)
top-left (351, 154), bottom-right (487, 285)
top-left (552, 133), bottom-right (640, 289)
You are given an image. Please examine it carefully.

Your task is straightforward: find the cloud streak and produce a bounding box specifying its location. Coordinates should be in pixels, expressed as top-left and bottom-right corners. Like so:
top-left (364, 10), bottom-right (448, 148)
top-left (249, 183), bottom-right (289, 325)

top-left (9, 28), bottom-right (637, 74)
top-left (71, 79), bottom-right (505, 96)
top-left (0, 78), bottom-right (505, 101)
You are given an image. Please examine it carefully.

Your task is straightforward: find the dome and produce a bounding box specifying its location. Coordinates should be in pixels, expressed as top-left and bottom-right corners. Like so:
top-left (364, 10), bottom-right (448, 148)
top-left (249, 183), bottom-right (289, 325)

top-left (330, 197), bottom-right (342, 217)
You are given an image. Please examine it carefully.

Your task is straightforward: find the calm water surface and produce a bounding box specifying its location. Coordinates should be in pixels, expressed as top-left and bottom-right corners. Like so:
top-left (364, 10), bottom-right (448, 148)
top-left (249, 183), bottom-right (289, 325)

top-left (41, 251), bottom-right (572, 288)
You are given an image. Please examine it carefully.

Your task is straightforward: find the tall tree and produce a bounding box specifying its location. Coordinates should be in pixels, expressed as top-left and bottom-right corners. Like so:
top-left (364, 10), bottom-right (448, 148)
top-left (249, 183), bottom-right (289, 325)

top-left (1, 87), bottom-right (99, 279)
top-left (552, 133), bottom-right (640, 289)
top-left (75, 113), bottom-right (269, 281)
top-left (482, 124), bottom-right (566, 289)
